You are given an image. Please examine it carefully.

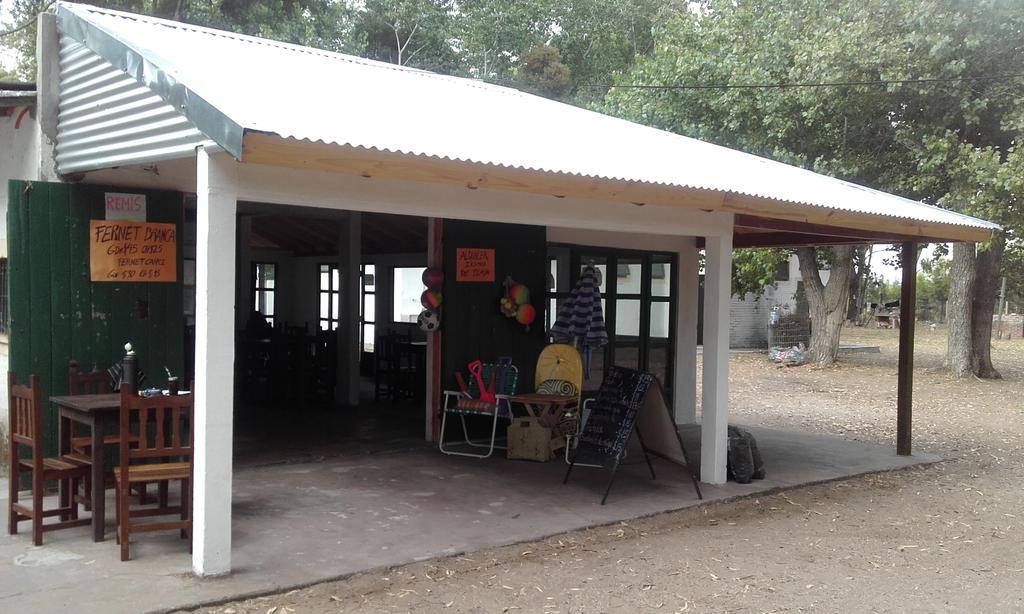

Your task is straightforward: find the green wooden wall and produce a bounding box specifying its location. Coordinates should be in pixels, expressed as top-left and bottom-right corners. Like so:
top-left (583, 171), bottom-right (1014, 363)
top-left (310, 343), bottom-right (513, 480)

top-left (7, 180), bottom-right (185, 456)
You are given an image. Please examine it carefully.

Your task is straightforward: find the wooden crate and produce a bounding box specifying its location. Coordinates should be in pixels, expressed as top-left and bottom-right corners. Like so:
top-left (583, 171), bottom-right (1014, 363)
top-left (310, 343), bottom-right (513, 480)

top-left (506, 417), bottom-right (552, 462)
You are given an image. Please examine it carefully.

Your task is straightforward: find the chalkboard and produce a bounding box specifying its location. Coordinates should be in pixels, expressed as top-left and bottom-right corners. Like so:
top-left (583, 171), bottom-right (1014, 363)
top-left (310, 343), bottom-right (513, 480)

top-left (572, 366), bottom-right (655, 468)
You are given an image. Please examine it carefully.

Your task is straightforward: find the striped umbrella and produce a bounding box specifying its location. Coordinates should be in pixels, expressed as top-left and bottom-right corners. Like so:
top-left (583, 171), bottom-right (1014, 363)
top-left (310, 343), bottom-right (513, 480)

top-left (550, 266), bottom-right (608, 378)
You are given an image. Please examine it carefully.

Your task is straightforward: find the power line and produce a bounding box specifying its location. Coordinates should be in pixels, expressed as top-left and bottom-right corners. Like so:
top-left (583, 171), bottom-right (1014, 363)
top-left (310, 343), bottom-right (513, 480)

top-left (577, 73), bottom-right (1024, 91)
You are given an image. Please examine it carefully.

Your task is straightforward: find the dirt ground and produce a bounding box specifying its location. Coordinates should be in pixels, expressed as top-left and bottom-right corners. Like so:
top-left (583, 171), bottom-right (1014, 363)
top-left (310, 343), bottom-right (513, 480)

top-left (189, 327), bottom-right (1024, 614)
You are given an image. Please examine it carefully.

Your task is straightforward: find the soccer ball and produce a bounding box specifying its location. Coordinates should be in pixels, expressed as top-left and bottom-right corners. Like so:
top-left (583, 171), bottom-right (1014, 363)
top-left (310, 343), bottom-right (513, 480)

top-left (417, 310), bottom-right (441, 332)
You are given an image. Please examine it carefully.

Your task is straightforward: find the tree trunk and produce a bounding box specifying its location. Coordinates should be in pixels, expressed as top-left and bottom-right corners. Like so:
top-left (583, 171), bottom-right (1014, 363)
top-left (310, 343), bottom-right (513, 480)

top-left (797, 245), bottom-right (855, 366)
top-left (970, 237), bottom-right (1004, 379)
top-left (945, 242), bottom-right (975, 377)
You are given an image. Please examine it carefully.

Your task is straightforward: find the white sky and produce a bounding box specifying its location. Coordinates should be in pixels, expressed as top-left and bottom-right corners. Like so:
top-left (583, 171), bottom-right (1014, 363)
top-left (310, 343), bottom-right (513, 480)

top-left (871, 243), bottom-right (942, 282)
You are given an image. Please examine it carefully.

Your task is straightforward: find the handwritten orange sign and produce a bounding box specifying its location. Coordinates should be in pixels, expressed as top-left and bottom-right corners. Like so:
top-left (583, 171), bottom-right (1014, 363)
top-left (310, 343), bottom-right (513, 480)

top-left (456, 248), bottom-right (495, 282)
top-left (89, 220), bottom-right (177, 282)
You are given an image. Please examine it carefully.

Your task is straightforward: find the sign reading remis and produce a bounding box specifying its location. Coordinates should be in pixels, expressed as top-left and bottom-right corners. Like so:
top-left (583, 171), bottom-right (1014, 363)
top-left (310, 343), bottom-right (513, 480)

top-left (104, 192), bottom-right (147, 221)
top-left (89, 220), bottom-right (177, 282)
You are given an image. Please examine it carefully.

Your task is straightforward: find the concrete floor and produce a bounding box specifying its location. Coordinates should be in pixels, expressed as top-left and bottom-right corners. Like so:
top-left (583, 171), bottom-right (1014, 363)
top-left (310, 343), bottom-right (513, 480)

top-left (0, 426), bottom-right (938, 614)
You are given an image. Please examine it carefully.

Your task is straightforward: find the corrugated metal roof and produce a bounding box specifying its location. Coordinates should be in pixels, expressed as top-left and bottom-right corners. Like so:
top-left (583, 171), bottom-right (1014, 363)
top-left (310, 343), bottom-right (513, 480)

top-left (55, 2), bottom-right (997, 233)
top-left (55, 36), bottom-right (217, 173)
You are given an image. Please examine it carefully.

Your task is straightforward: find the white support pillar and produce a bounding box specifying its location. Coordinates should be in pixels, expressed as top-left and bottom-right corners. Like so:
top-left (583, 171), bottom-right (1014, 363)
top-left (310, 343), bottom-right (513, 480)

top-left (674, 238), bottom-right (699, 425)
top-left (700, 234), bottom-right (732, 484)
top-left (193, 147), bottom-right (238, 576)
top-left (336, 212), bottom-right (361, 406)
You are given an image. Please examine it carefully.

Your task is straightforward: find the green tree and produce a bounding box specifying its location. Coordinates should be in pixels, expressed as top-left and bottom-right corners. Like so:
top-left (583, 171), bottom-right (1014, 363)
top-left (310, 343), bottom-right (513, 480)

top-left (516, 44), bottom-right (571, 99)
top-left (731, 248), bottom-right (788, 299)
top-left (457, 0), bottom-right (554, 82)
top-left (2, 0), bottom-right (52, 80)
top-left (2, 0), bottom-right (362, 79)
top-left (546, 0), bottom-right (680, 104)
top-left (457, 0), bottom-right (681, 102)
top-left (601, 0), bottom-right (1023, 368)
top-left (917, 255), bottom-right (951, 322)
top-left (355, 0), bottom-right (458, 71)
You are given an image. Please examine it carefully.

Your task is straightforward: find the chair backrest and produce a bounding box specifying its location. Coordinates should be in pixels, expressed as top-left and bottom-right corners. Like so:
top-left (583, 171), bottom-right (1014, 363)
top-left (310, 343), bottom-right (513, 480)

top-left (68, 360), bottom-right (111, 396)
top-left (119, 389), bottom-right (194, 473)
top-left (7, 372), bottom-right (42, 456)
top-left (376, 331), bottom-right (395, 365)
top-left (467, 363), bottom-right (518, 397)
top-left (535, 344), bottom-right (583, 398)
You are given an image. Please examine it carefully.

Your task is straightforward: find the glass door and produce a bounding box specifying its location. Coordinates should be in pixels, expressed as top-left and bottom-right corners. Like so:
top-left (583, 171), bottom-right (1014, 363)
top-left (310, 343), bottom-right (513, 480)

top-left (612, 256), bottom-right (643, 371)
top-left (646, 254), bottom-right (674, 394)
top-left (551, 246), bottom-right (677, 400)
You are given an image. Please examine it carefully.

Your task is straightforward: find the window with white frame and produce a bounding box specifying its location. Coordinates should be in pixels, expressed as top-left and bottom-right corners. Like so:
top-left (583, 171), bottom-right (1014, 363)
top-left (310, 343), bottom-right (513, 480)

top-left (319, 263), bottom-right (340, 331)
top-left (393, 266), bottom-right (426, 323)
top-left (253, 262), bottom-right (276, 326)
top-left (361, 264), bottom-right (376, 352)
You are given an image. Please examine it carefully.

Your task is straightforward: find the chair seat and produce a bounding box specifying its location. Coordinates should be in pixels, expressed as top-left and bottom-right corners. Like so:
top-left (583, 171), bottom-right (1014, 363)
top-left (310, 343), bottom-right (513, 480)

top-left (19, 453), bottom-right (91, 474)
top-left (71, 433), bottom-right (142, 450)
top-left (115, 462), bottom-right (190, 483)
top-left (454, 397), bottom-right (498, 413)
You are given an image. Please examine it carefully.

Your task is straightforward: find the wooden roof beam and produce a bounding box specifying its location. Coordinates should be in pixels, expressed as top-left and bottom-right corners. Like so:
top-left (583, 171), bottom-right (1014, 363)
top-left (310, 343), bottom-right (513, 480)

top-left (241, 133), bottom-right (994, 244)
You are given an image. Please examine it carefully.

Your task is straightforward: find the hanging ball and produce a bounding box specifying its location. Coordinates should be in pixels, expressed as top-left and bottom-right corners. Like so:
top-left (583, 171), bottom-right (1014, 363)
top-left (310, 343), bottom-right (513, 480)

top-left (509, 283), bottom-right (530, 305)
top-left (499, 297), bottom-right (517, 318)
top-left (515, 303), bottom-right (537, 326)
top-left (417, 310), bottom-right (441, 332)
top-left (421, 289), bottom-right (443, 311)
top-left (422, 267), bottom-right (444, 289)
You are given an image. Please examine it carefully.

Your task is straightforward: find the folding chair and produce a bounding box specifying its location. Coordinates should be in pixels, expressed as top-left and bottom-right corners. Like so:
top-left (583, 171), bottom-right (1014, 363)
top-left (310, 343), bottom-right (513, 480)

top-left (439, 361), bottom-right (518, 458)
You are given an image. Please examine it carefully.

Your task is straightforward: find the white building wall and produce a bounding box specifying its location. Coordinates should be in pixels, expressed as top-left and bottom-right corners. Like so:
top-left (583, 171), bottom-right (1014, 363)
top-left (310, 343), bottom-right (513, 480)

top-left (727, 254), bottom-right (831, 349)
top-left (0, 108), bottom-right (43, 462)
top-left (729, 294), bottom-right (768, 349)
top-left (0, 112), bottom-right (42, 256)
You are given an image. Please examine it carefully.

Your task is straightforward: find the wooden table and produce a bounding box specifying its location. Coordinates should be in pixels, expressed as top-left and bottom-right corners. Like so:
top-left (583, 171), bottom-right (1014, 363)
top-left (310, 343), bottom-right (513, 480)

top-left (508, 393), bottom-right (577, 428)
top-left (51, 393), bottom-right (121, 542)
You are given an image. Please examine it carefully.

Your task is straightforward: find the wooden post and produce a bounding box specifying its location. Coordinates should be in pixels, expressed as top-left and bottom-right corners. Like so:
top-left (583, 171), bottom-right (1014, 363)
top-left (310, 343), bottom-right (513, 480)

top-left (426, 217), bottom-right (443, 442)
top-left (335, 212), bottom-right (361, 406)
top-left (897, 241), bottom-right (917, 456)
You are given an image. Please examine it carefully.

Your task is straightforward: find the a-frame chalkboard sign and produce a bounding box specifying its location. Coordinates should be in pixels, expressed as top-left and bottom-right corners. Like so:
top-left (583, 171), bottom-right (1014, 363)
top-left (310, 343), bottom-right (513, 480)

top-left (563, 366), bottom-right (702, 505)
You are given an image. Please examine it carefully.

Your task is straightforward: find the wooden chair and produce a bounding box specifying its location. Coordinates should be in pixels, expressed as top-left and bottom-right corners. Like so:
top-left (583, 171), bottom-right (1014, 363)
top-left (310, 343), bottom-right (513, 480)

top-left (115, 389), bottom-right (194, 561)
top-left (373, 331), bottom-right (396, 400)
top-left (68, 360), bottom-right (146, 504)
top-left (68, 360), bottom-right (118, 454)
top-left (7, 372), bottom-right (91, 545)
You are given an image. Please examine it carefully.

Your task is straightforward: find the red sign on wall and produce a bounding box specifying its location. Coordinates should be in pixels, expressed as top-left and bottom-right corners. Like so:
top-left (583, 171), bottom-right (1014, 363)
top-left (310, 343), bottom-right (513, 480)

top-left (455, 248), bottom-right (495, 282)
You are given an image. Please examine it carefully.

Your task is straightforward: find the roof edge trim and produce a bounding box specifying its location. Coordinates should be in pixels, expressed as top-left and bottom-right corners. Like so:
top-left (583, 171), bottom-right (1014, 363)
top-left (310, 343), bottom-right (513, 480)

top-left (242, 133), bottom-right (996, 244)
top-left (56, 2), bottom-right (244, 159)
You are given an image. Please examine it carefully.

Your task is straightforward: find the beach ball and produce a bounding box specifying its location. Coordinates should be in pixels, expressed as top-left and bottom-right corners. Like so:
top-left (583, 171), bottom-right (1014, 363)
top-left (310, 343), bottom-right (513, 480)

top-left (515, 303), bottom-right (536, 326)
top-left (422, 267), bottom-right (444, 289)
top-left (509, 283), bottom-right (530, 305)
top-left (421, 289), bottom-right (443, 311)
